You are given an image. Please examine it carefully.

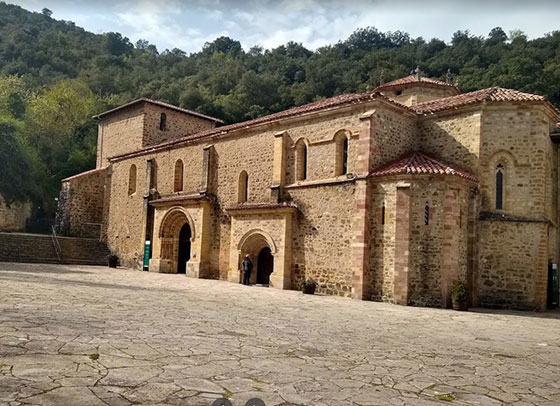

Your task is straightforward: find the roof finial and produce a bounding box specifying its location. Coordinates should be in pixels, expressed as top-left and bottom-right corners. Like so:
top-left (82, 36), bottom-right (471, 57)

top-left (414, 65), bottom-right (421, 80)
top-left (379, 69), bottom-right (385, 86)
top-left (446, 68), bottom-right (452, 84)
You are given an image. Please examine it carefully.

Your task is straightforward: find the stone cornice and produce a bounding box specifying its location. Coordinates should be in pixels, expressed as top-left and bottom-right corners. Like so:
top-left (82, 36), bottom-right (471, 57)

top-left (149, 193), bottom-right (214, 207)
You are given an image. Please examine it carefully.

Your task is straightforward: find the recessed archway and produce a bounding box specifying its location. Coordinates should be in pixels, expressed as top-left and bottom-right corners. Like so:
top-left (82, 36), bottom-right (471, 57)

top-left (237, 229), bottom-right (276, 285)
top-left (158, 208), bottom-right (195, 274)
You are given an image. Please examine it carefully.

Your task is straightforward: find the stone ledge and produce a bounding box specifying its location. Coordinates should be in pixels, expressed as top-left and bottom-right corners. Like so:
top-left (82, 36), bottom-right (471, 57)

top-left (284, 175), bottom-right (356, 189)
top-left (479, 211), bottom-right (551, 223)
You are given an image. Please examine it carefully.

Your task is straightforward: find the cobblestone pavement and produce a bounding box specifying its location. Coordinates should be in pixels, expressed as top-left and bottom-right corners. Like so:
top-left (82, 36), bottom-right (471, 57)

top-left (1, 263), bottom-right (560, 406)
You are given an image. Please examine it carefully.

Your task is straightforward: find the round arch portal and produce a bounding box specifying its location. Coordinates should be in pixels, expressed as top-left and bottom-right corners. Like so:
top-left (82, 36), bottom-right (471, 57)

top-left (237, 229), bottom-right (276, 285)
top-left (158, 207), bottom-right (195, 274)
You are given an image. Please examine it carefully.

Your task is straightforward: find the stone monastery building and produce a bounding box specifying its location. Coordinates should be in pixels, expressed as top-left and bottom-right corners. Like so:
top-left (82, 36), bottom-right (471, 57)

top-left (57, 72), bottom-right (560, 311)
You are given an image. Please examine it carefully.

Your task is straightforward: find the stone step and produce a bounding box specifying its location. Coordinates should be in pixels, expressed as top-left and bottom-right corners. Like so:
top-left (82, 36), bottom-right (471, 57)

top-left (0, 232), bottom-right (111, 266)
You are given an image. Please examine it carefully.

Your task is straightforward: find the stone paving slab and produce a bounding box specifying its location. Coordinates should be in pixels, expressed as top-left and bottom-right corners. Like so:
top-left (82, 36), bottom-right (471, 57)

top-left (1, 262), bottom-right (560, 405)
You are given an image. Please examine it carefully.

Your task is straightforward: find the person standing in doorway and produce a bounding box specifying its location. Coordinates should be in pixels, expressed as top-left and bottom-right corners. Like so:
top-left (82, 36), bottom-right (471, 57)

top-left (242, 254), bottom-right (253, 286)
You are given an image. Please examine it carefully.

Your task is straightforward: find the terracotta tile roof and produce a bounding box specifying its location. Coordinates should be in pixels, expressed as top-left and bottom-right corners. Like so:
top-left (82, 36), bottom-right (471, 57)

top-left (93, 98), bottom-right (224, 123)
top-left (370, 151), bottom-right (477, 182)
top-left (61, 167), bottom-right (106, 182)
top-left (375, 74), bottom-right (460, 93)
top-left (414, 87), bottom-right (560, 115)
top-left (109, 91), bottom-right (412, 161)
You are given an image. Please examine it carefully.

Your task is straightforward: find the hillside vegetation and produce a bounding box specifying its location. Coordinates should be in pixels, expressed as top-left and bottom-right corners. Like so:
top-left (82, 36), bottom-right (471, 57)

top-left (1, 2), bottom-right (559, 218)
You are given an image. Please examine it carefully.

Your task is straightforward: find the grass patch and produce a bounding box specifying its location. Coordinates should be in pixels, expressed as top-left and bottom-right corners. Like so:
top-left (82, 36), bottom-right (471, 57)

top-left (434, 393), bottom-right (455, 401)
top-left (250, 377), bottom-right (266, 384)
top-left (88, 353), bottom-right (100, 360)
top-left (0, 362), bottom-right (9, 367)
top-left (223, 389), bottom-right (233, 399)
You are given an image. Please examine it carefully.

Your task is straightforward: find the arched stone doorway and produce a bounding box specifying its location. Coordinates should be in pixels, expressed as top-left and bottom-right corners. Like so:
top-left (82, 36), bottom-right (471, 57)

top-left (257, 247), bottom-right (274, 285)
top-left (237, 229), bottom-right (276, 285)
top-left (158, 208), bottom-right (194, 274)
top-left (177, 223), bottom-right (191, 274)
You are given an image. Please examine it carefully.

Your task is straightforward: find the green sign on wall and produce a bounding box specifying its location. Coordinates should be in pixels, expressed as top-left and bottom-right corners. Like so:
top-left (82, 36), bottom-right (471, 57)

top-left (143, 240), bottom-right (151, 272)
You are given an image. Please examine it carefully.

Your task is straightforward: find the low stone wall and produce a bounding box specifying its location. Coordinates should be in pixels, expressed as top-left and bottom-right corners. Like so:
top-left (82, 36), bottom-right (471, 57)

top-left (56, 168), bottom-right (107, 238)
top-left (0, 194), bottom-right (31, 232)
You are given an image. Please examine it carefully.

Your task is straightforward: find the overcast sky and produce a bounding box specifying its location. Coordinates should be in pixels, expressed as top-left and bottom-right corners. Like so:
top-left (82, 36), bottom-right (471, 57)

top-left (12, 0), bottom-right (560, 53)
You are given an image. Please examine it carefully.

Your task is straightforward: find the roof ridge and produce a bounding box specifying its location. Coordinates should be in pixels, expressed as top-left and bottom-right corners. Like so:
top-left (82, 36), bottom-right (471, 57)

top-left (93, 98), bottom-right (224, 123)
top-left (370, 150), bottom-right (477, 182)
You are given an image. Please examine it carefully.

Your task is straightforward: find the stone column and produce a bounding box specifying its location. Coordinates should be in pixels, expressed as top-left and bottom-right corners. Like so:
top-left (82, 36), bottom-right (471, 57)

top-left (271, 131), bottom-right (287, 202)
top-left (269, 212), bottom-right (293, 289)
top-left (200, 144), bottom-right (214, 195)
top-left (441, 186), bottom-right (461, 308)
top-left (351, 110), bottom-right (375, 300)
top-left (393, 186), bottom-right (411, 305)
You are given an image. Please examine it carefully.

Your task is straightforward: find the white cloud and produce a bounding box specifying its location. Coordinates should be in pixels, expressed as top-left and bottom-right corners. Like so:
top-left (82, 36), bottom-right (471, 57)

top-left (11, 0), bottom-right (560, 53)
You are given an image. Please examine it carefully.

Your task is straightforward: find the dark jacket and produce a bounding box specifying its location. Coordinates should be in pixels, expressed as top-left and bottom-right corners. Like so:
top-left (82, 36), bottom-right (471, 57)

top-left (242, 257), bottom-right (253, 272)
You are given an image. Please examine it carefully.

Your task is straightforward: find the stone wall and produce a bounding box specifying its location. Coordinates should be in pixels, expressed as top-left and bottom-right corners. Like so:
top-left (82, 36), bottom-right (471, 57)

top-left (418, 110), bottom-right (482, 172)
top-left (0, 194), bottom-right (31, 232)
top-left (286, 182), bottom-right (356, 296)
top-left (96, 102), bottom-right (216, 169)
top-left (369, 178), bottom-right (471, 307)
top-left (142, 103), bottom-right (215, 147)
top-left (371, 108), bottom-right (417, 169)
top-left (479, 107), bottom-right (554, 217)
top-left (57, 168), bottom-right (106, 238)
top-left (97, 105), bottom-right (145, 168)
top-left (385, 85), bottom-right (457, 106)
top-left (478, 220), bottom-right (549, 310)
top-left (369, 181), bottom-right (398, 302)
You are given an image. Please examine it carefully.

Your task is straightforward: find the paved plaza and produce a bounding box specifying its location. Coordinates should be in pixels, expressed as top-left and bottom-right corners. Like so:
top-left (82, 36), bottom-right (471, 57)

top-left (0, 263), bottom-right (559, 406)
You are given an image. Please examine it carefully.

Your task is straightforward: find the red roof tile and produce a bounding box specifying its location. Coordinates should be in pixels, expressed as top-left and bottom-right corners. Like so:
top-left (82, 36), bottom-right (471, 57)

top-left (370, 151), bottom-right (477, 182)
top-left (376, 74), bottom-right (460, 93)
top-left (414, 87), bottom-right (559, 115)
top-left (109, 91), bottom-right (412, 161)
top-left (61, 167), bottom-right (106, 182)
top-left (93, 98), bottom-right (224, 123)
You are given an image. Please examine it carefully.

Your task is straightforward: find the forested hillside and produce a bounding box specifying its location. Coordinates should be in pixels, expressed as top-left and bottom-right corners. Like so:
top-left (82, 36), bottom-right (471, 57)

top-left (1, 1), bottom-right (560, 218)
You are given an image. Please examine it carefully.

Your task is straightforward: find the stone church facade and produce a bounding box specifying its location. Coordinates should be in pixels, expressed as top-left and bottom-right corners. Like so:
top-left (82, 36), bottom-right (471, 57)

top-left (56, 73), bottom-right (560, 311)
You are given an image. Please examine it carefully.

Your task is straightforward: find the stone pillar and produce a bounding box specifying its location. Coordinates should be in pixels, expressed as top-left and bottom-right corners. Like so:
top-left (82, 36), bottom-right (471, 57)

top-left (467, 188), bottom-right (480, 307)
top-left (534, 225), bottom-right (549, 311)
top-left (393, 186), bottom-right (411, 305)
top-left (140, 159), bottom-right (155, 269)
top-left (200, 144), bottom-right (214, 195)
top-left (271, 131), bottom-right (287, 202)
top-left (269, 212), bottom-right (293, 289)
top-left (441, 186), bottom-right (461, 308)
top-left (351, 110), bottom-right (375, 300)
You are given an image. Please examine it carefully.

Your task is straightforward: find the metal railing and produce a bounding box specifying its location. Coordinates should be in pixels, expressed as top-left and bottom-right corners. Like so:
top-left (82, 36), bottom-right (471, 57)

top-left (51, 226), bottom-right (62, 263)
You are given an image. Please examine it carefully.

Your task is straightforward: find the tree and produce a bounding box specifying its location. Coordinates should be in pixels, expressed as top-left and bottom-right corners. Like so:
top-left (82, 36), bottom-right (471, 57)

top-left (41, 8), bottom-right (52, 18)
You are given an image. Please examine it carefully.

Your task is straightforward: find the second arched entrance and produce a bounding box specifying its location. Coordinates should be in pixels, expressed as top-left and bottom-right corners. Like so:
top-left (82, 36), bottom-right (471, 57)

top-left (177, 223), bottom-right (191, 274)
top-left (237, 230), bottom-right (276, 286)
top-left (256, 247), bottom-right (274, 285)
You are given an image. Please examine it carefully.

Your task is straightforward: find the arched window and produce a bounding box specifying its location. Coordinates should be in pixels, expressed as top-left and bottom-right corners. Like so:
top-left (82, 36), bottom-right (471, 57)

top-left (424, 203), bottom-right (430, 225)
top-left (335, 131), bottom-right (349, 176)
top-left (238, 170), bottom-right (248, 203)
top-left (496, 164), bottom-right (504, 210)
top-left (296, 139), bottom-right (308, 181)
top-left (128, 164), bottom-right (137, 196)
top-left (159, 113), bottom-right (167, 131)
top-left (174, 159), bottom-right (184, 192)
top-left (381, 202), bottom-right (386, 225)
